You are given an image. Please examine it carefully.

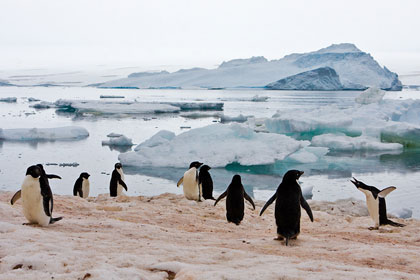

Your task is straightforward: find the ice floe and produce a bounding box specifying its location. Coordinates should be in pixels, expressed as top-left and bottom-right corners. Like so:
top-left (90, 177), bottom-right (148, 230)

top-left (0, 126), bottom-right (89, 141)
top-left (0, 97), bottom-right (17, 103)
top-left (120, 123), bottom-right (308, 168)
top-left (102, 134), bottom-right (133, 146)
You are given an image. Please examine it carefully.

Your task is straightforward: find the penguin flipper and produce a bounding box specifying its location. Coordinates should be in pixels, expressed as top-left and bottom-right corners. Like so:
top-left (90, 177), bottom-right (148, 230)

top-left (11, 190), bottom-right (21, 205)
top-left (43, 195), bottom-right (52, 217)
top-left (378, 186), bottom-right (396, 198)
top-left (214, 190), bottom-right (227, 206)
top-left (259, 193), bottom-right (276, 216)
top-left (47, 174), bottom-right (62, 180)
top-left (300, 196), bottom-right (314, 222)
top-left (119, 179), bottom-right (128, 191)
top-left (177, 177), bottom-right (184, 187)
top-left (244, 191), bottom-right (255, 210)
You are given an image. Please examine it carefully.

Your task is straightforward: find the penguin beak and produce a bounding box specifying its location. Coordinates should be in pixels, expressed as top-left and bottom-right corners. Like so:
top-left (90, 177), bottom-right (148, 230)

top-left (350, 177), bottom-right (358, 186)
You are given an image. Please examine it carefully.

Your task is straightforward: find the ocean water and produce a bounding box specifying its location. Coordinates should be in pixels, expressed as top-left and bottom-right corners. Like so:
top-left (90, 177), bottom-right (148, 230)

top-left (1, 86), bottom-right (419, 218)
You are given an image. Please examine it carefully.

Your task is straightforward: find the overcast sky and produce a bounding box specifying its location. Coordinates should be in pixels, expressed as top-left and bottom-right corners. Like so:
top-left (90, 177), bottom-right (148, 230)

top-left (1, 0), bottom-right (419, 72)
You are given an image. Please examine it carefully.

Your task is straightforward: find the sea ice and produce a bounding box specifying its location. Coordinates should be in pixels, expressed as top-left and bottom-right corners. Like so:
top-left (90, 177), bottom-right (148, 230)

top-left (0, 126), bottom-right (89, 141)
top-left (120, 123), bottom-right (309, 168)
top-left (355, 87), bottom-right (385, 104)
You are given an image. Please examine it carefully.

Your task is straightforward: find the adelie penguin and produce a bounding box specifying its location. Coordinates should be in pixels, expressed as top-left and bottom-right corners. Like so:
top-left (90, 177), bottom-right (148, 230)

top-left (351, 178), bottom-right (405, 230)
top-left (177, 161), bottom-right (203, 201)
top-left (199, 165), bottom-right (215, 200)
top-left (73, 172), bottom-right (90, 199)
top-left (260, 170), bottom-right (313, 246)
top-left (214, 175), bottom-right (255, 225)
top-left (110, 163), bottom-right (127, 197)
top-left (10, 165), bottom-right (63, 226)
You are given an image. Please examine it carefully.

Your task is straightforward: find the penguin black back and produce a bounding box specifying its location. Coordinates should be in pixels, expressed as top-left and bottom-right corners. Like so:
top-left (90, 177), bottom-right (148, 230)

top-left (199, 165), bottom-right (215, 200)
top-left (214, 175), bottom-right (255, 225)
top-left (260, 170), bottom-right (313, 245)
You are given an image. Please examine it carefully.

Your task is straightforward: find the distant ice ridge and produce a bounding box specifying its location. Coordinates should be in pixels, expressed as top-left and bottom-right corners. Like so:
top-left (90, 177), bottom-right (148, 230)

top-left (0, 126), bottom-right (89, 141)
top-left (120, 123), bottom-right (309, 168)
top-left (54, 99), bottom-right (223, 115)
top-left (100, 43), bottom-right (401, 91)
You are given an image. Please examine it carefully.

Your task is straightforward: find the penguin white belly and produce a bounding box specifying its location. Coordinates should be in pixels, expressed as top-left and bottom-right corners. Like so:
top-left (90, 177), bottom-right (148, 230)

top-left (182, 168), bottom-right (199, 200)
top-left (116, 169), bottom-right (125, 196)
top-left (21, 176), bottom-right (50, 227)
top-left (363, 191), bottom-right (380, 227)
top-left (82, 178), bottom-right (90, 198)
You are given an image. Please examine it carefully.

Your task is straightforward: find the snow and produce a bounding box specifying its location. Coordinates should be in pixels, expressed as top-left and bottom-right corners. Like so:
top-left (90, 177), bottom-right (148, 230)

top-left (355, 87), bottom-right (386, 104)
top-left (121, 123), bottom-right (309, 168)
top-left (0, 126), bottom-right (89, 141)
top-left (1, 192), bottom-right (418, 280)
top-left (99, 43), bottom-right (401, 91)
top-left (102, 134), bottom-right (133, 146)
top-left (0, 97), bottom-right (17, 103)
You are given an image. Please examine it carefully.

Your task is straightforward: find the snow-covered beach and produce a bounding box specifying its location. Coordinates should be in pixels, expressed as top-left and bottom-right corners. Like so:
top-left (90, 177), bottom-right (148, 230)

top-left (0, 191), bottom-right (418, 280)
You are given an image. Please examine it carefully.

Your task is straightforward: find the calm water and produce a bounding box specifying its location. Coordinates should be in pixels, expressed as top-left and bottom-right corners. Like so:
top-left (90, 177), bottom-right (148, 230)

top-left (1, 86), bottom-right (419, 218)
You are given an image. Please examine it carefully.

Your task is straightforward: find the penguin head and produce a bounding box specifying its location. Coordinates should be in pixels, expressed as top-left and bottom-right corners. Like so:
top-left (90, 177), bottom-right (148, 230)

top-left (36, 163), bottom-right (45, 174)
top-left (350, 177), bottom-right (368, 190)
top-left (80, 172), bottom-right (90, 179)
top-left (26, 165), bottom-right (41, 178)
top-left (115, 163), bottom-right (122, 170)
top-left (200, 165), bottom-right (211, 171)
top-left (283, 170), bottom-right (304, 182)
top-left (231, 174), bottom-right (242, 185)
top-left (189, 161), bottom-right (203, 169)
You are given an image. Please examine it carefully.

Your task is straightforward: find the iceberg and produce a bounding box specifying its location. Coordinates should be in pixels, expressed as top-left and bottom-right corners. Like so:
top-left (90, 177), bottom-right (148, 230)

top-left (0, 126), bottom-right (89, 141)
top-left (265, 67), bottom-right (345, 91)
top-left (120, 123), bottom-right (309, 168)
top-left (100, 43), bottom-right (402, 91)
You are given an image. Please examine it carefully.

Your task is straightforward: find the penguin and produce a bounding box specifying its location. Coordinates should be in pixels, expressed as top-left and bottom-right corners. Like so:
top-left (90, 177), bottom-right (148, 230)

top-left (10, 165), bottom-right (63, 226)
top-left (177, 161), bottom-right (203, 201)
top-left (214, 175), bottom-right (255, 225)
top-left (73, 172), bottom-right (90, 198)
top-left (110, 163), bottom-right (127, 197)
top-left (260, 170), bottom-right (313, 246)
top-left (199, 165), bottom-right (215, 200)
top-left (350, 178), bottom-right (405, 230)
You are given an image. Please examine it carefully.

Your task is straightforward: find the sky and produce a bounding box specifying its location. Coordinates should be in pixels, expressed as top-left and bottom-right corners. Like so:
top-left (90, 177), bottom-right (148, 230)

top-left (1, 0), bottom-right (419, 72)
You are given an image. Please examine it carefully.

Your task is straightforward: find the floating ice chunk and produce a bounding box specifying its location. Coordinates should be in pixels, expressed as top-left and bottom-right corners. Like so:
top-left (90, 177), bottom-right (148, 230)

top-left (59, 162), bottom-right (80, 167)
top-left (0, 97), bottom-right (17, 103)
top-left (251, 95), bottom-right (269, 102)
top-left (312, 133), bottom-right (403, 151)
top-left (0, 126), bottom-right (89, 141)
top-left (181, 112), bottom-right (221, 119)
top-left (30, 101), bottom-right (56, 109)
top-left (55, 99), bottom-right (180, 115)
top-left (107, 132), bottom-right (123, 138)
top-left (220, 114), bottom-right (250, 123)
top-left (134, 130), bottom-right (175, 151)
top-left (389, 208), bottom-right (412, 219)
top-left (27, 97), bottom-right (40, 102)
top-left (265, 106), bottom-right (353, 135)
top-left (102, 135), bottom-right (133, 146)
top-left (285, 147), bottom-right (329, 163)
top-left (121, 123), bottom-right (308, 168)
top-left (100, 95), bottom-right (125, 98)
top-left (355, 87), bottom-right (385, 105)
top-left (165, 102), bottom-right (224, 111)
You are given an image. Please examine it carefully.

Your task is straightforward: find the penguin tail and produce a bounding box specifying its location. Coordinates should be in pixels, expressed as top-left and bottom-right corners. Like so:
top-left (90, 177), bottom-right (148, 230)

top-left (385, 219), bottom-right (405, 227)
top-left (285, 237), bottom-right (289, 246)
top-left (50, 217), bottom-right (63, 224)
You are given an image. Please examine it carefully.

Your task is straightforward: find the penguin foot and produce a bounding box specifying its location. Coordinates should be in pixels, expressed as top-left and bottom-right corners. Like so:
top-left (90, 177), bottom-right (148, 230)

top-left (22, 222), bottom-right (36, 226)
top-left (274, 237), bottom-right (284, 241)
top-left (368, 226), bottom-right (379, 230)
